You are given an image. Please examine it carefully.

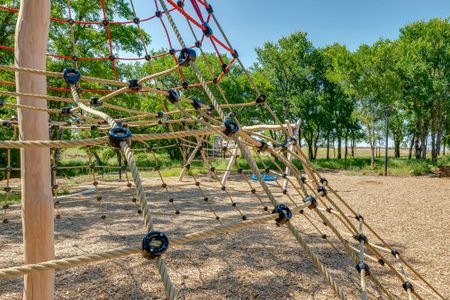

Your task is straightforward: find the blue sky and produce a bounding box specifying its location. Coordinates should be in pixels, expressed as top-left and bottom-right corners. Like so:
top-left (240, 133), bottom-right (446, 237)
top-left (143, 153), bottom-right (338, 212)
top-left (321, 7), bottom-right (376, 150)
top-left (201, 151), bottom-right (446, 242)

top-left (134, 0), bottom-right (449, 67)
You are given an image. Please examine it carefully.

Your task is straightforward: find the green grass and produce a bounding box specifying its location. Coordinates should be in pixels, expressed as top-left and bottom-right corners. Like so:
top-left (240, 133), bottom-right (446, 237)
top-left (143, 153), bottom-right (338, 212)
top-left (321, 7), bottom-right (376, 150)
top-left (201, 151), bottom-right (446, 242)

top-left (311, 155), bottom-right (450, 176)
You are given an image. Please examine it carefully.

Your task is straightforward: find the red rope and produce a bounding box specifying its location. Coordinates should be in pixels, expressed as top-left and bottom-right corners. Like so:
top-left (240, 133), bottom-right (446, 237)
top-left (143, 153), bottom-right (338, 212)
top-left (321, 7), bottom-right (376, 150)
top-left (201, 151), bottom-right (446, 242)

top-left (99, 0), bottom-right (118, 80)
top-left (166, 0), bottom-right (205, 30)
top-left (0, 5), bottom-right (175, 26)
top-left (190, 0), bottom-right (205, 23)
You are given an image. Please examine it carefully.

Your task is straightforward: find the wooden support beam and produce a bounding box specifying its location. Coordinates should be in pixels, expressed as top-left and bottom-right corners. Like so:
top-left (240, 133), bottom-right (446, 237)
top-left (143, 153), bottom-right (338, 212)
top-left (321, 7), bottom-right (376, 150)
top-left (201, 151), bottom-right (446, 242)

top-left (15, 0), bottom-right (55, 299)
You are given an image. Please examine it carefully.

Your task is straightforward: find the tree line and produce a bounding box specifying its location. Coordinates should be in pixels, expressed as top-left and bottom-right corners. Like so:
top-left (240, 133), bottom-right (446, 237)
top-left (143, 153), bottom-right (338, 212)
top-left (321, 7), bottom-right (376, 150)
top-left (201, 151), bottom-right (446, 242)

top-left (251, 18), bottom-right (449, 164)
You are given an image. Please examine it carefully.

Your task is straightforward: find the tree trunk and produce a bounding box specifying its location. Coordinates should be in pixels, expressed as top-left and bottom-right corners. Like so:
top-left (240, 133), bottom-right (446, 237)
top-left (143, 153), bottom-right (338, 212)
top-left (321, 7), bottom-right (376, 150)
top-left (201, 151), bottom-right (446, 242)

top-left (326, 133), bottom-right (330, 160)
top-left (337, 134), bottom-right (342, 159)
top-left (15, 0), bottom-right (54, 298)
top-left (408, 133), bottom-right (415, 160)
top-left (344, 132), bottom-right (348, 160)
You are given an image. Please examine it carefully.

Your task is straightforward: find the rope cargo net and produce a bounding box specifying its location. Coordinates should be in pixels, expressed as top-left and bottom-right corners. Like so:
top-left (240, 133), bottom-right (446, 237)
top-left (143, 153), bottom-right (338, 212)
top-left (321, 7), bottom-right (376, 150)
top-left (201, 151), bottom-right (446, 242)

top-left (0, 1), bottom-right (446, 299)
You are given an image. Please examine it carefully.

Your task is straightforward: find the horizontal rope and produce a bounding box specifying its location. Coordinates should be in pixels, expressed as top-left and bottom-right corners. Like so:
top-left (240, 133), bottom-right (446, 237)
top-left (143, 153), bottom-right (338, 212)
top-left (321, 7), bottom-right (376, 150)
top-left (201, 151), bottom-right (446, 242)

top-left (0, 202), bottom-right (310, 280)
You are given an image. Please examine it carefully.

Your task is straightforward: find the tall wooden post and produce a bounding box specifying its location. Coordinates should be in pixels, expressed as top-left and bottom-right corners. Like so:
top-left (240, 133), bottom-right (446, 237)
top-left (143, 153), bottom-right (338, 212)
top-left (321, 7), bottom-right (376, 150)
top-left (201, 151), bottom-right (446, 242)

top-left (15, 0), bottom-right (55, 299)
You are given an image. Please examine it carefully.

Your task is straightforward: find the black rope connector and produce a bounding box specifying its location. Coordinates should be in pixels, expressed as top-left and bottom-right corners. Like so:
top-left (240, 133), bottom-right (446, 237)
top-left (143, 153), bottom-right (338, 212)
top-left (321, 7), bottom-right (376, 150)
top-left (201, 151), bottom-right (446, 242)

top-left (4, 187), bottom-right (11, 193)
top-left (355, 214), bottom-right (364, 221)
top-left (167, 89), bottom-right (179, 104)
top-left (202, 22), bottom-right (213, 37)
top-left (177, 0), bottom-right (184, 8)
top-left (303, 195), bottom-right (317, 209)
top-left (108, 127), bottom-right (132, 148)
top-left (133, 17), bottom-right (140, 24)
top-left (272, 204), bottom-right (292, 226)
top-left (72, 55), bottom-right (78, 61)
top-left (237, 168), bottom-right (243, 174)
top-left (67, 18), bottom-right (75, 25)
top-left (182, 81), bottom-right (189, 89)
top-left (144, 55), bottom-right (151, 61)
top-left (300, 176), bottom-right (306, 184)
top-left (63, 68), bottom-right (81, 85)
top-left (251, 188), bottom-right (256, 194)
top-left (91, 124), bottom-right (99, 131)
top-left (355, 263), bottom-right (371, 276)
top-left (2, 121), bottom-right (11, 127)
top-left (0, 97), bottom-right (4, 107)
top-left (61, 107), bottom-right (72, 115)
top-left (178, 48), bottom-right (197, 67)
top-left (156, 111), bottom-right (164, 118)
top-left (142, 231), bottom-right (169, 259)
top-left (232, 49), bottom-right (239, 59)
top-left (102, 19), bottom-right (109, 26)
top-left (378, 259), bottom-right (385, 266)
top-left (212, 76), bottom-right (218, 84)
top-left (109, 55), bottom-right (116, 61)
top-left (206, 4), bottom-right (214, 13)
top-left (257, 141), bottom-right (269, 153)
top-left (210, 167), bottom-right (215, 172)
top-left (184, 164), bottom-right (190, 170)
top-left (402, 281), bottom-right (414, 292)
top-left (256, 94), bottom-right (266, 104)
top-left (207, 104), bottom-right (215, 114)
top-left (320, 177), bottom-right (327, 184)
top-left (128, 79), bottom-right (142, 91)
top-left (155, 11), bottom-right (162, 18)
top-left (195, 41), bottom-right (202, 48)
top-left (221, 63), bottom-right (229, 74)
top-left (355, 234), bottom-right (368, 244)
top-left (90, 97), bottom-right (102, 106)
top-left (317, 186), bottom-right (327, 195)
top-left (224, 118), bottom-right (239, 137)
top-left (190, 97), bottom-right (202, 110)
top-left (391, 249), bottom-right (400, 257)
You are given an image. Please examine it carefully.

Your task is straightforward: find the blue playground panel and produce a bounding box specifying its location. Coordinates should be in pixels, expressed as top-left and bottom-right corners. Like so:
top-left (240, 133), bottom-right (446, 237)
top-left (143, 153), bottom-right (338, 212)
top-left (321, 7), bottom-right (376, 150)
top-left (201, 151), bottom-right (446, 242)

top-left (251, 174), bottom-right (278, 181)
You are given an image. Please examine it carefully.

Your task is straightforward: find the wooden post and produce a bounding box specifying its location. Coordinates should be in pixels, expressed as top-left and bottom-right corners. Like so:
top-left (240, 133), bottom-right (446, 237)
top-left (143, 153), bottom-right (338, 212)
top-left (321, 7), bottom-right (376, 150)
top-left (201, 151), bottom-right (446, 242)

top-left (221, 146), bottom-right (239, 187)
top-left (282, 120), bottom-right (300, 191)
top-left (178, 144), bottom-right (201, 181)
top-left (15, 0), bottom-right (55, 299)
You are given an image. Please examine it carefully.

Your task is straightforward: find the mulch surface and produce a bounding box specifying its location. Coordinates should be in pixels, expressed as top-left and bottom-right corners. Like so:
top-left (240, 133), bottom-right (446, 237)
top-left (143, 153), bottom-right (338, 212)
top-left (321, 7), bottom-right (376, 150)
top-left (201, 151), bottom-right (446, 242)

top-left (0, 172), bottom-right (449, 299)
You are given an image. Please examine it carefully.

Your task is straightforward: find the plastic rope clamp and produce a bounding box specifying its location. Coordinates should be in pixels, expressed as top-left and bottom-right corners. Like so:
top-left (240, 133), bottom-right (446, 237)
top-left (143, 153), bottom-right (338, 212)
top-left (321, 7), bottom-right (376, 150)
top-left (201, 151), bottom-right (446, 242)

top-left (167, 89), bottom-right (179, 104)
top-left (232, 49), bottom-right (239, 59)
top-left (224, 118), bottom-right (239, 137)
top-left (206, 4), bottom-right (213, 13)
top-left (272, 204), bottom-right (292, 226)
top-left (402, 281), bottom-right (414, 291)
top-left (142, 231), bottom-right (169, 259)
top-left (320, 177), bottom-right (327, 184)
top-left (303, 195), bottom-right (317, 209)
top-left (355, 263), bottom-right (371, 276)
top-left (61, 107), bottom-right (72, 115)
top-left (63, 68), bottom-right (81, 85)
top-left (190, 97), bottom-right (202, 110)
top-left (108, 127), bottom-right (132, 148)
top-left (128, 79), bottom-right (142, 91)
top-left (256, 94), bottom-right (266, 104)
top-left (257, 141), bottom-right (269, 153)
top-left (90, 97), bottom-right (102, 106)
top-left (221, 63), bottom-right (229, 74)
top-left (317, 186), bottom-right (327, 195)
top-left (178, 48), bottom-right (197, 67)
top-left (202, 22), bottom-right (213, 37)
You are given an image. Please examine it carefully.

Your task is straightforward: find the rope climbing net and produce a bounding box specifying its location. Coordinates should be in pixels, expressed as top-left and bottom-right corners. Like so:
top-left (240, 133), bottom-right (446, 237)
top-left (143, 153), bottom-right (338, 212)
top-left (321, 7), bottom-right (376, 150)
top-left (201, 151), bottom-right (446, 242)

top-left (0, 1), bottom-right (447, 299)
